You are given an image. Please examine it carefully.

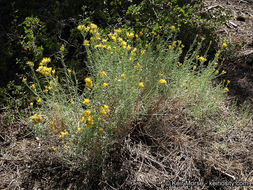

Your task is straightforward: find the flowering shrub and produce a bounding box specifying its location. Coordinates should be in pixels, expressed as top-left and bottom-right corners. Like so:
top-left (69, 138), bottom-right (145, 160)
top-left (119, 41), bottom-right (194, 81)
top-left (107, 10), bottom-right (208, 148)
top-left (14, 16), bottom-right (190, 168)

top-left (22, 22), bottom-right (231, 167)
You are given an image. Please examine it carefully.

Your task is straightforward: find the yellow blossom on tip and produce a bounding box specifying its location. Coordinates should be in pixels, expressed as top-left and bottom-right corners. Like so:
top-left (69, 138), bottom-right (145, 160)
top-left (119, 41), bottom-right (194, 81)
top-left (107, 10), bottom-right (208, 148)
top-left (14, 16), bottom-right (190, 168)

top-left (67, 69), bottom-right (71, 73)
top-left (52, 69), bottom-right (55, 75)
top-left (77, 25), bottom-right (86, 31)
top-left (222, 42), bottom-right (228, 48)
top-left (81, 116), bottom-right (85, 123)
top-left (83, 40), bottom-right (90, 46)
top-left (222, 70), bottom-right (227, 74)
top-left (99, 71), bottom-right (107, 77)
top-left (60, 44), bottom-right (65, 51)
top-left (30, 84), bottom-right (36, 89)
top-left (85, 77), bottom-right (93, 88)
top-left (141, 50), bottom-right (146, 55)
top-left (214, 62), bottom-right (218, 67)
top-left (193, 65), bottom-right (197, 70)
top-left (139, 31), bottom-right (143, 35)
top-left (99, 128), bottom-right (103, 133)
top-left (139, 82), bottom-right (144, 88)
top-left (77, 127), bottom-right (82, 132)
top-left (51, 146), bottom-right (56, 151)
top-left (30, 102), bottom-right (33, 107)
top-left (48, 86), bottom-right (52, 91)
top-left (26, 61), bottom-right (34, 67)
top-left (86, 116), bottom-right (94, 127)
top-left (170, 25), bottom-right (176, 30)
top-left (227, 80), bottom-right (231, 84)
top-left (198, 56), bottom-right (207, 62)
top-left (121, 73), bottom-right (126, 79)
top-left (22, 77), bottom-right (27, 83)
top-left (178, 62), bottom-right (182, 67)
top-left (40, 57), bottom-right (51, 66)
top-left (98, 117), bottom-right (103, 122)
top-left (111, 35), bottom-right (117, 42)
top-left (49, 121), bottom-right (54, 127)
top-left (70, 98), bottom-right (74, 104)
top-left (114, 77), bottom-right (118, 81)
top-left (83, 98), bottom-right (90, 105)
top-left (37, 98), bottom-right (42, 103)
top-left (103, 83), bottom-right (108, 88)
top-left (83, 110), bottom-right (91, 116)
top-left (90, 23), bottom-right (98, 30)
top-left (225, 87), bottom-right (229, 92)
top-left (215, 70), bottom-right (219, 75)
top-left (126, 32), bottom-right (134, 38)
top-left (159, 79), bottom-right (167, 85)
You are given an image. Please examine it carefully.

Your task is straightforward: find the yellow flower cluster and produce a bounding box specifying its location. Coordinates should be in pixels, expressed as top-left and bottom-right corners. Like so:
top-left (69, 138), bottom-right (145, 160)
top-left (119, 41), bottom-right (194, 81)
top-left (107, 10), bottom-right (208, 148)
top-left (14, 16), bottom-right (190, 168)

top-left (26, 61), bottom-right (34, 67)
top-left (83, 98), bottom-right (90, 105)
top-left (159, 79), bottom-right (167, 85)
top-left (40, 57), bottom-right (51, 66)
top-left (59, 129), bottom-right (68, 138)
top-left (36, 65), bottom-right (53, 76)
top-left (85, 77), bottom-right (93, 88)
top-left (30, 112), bottom-right (43, 124)
top-left (197, 55), bottom-right (207, 62)
top-left (82, 110), bottom-right (94, 128)
top-left (126, 32), bottom-right (134, 38)
top-left (99, 71), bottom-right (107, 77)
top-left (100, 105), bottom-right (110, 117)
top-left (139, 82), bottom-right (144, 88)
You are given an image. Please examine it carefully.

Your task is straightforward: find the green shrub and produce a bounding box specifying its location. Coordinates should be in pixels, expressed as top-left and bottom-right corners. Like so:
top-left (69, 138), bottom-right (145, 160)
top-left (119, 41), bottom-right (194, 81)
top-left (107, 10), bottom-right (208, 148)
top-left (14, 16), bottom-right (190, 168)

top-left (20, 23), bottom-right (236, 168)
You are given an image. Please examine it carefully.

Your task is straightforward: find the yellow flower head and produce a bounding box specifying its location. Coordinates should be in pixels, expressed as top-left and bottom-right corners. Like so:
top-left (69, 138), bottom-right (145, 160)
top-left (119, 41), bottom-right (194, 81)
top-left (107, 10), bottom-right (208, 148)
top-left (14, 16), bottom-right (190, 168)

top-left (30, 84), bottom-right (36, 89)
top-left (77, 25), bottom-right (86, 31)
top-left (67, 69), bottom-right (71, 74)
top-left (103, 83), bottom-right (108, 88)
top-left (222, 70), bottom-right (227, 74)
top-left (225, 87), bottom-right (229, 92)
top-left (215, 70), bottom-right (219, 75)
top-left (49, 121), bottom-right (54, 127)
top-left (141, 50), bottom-right (146, 55)
top-left (77, 127), bottom-right (82, 132)
top-left (121, 73), bottom-right (126, 79)
top-left (139, 82), bottom-right (144, 88)
top-left (198, 56), bottom-right (207, 62)
top-left (83, 40), bottom-right (90, 46)
top-left (159, 79), bottom-right (167, 85)
top-left (99, 128), bottom-right (103, 133)
top-left (22, 77), bottom-right (27, 83)
top-left (126, 32), bottom-right (134, 38)
top-left (37, 98), bottom-right (42, 103)
top-left (99, 71), bottom-right (107, 77)
top-left (60, 44), bottom-right (65, 51)
top-left (40, 57), bottom-right (51, 66)
top-left (83, 110), bottom-right (91, 116)
top-left (83, 98), bottom-right (90, 105)
top-left (26, 61), bottom-right (34, 67)
top-left (222, 42), bottom-right (228, 48)
top-left (30, 102), bottom-right (33, 107)
top-left (170, 25), bottom-right (176, 30)
top-left (90, 23), bottom-right (98, 30)
top-left (85, 77), bottom-right (93, 88)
